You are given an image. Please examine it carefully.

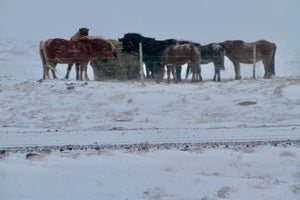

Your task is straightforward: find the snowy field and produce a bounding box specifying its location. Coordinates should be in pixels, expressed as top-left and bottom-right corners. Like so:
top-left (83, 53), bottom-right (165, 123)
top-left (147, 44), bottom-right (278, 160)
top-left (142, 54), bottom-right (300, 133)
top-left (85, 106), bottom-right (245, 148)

top-left (0, 38), bottom-right (300, 199)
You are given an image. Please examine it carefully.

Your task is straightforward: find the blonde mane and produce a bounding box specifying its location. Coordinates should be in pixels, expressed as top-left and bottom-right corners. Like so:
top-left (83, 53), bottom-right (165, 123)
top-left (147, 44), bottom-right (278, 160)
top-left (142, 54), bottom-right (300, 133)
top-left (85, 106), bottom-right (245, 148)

top-left (79, 36), bottom-right (114, 51)
top-left (80, 36), bottom-right (103, 40)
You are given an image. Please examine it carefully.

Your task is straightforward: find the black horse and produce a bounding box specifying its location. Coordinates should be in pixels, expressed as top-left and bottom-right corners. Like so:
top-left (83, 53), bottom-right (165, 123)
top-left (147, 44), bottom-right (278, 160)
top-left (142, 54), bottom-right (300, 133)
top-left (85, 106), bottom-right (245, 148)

top-left (119, 33), bottom-right (198, 81)
top-left (186, 43), bottom-right (225, 82)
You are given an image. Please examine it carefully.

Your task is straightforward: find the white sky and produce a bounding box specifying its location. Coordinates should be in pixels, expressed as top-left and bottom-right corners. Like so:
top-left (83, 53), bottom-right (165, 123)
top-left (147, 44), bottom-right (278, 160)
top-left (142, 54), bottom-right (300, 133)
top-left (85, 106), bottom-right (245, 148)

top-left (0, 0), bottom-right (299, 45)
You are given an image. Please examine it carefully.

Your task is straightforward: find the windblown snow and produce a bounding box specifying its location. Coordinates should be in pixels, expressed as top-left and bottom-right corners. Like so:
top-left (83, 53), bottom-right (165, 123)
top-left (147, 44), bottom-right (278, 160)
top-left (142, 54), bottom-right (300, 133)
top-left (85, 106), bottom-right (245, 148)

top-left (0, 38), bottom-right (299, 200)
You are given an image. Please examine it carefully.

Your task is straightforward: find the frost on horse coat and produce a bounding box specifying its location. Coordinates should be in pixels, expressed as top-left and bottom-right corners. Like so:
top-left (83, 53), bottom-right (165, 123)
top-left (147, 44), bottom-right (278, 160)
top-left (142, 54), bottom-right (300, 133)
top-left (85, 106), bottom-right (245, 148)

top-left (40, 36), bottom-right (114, 80)
top-left (220, 40), bottom-right (276, 79)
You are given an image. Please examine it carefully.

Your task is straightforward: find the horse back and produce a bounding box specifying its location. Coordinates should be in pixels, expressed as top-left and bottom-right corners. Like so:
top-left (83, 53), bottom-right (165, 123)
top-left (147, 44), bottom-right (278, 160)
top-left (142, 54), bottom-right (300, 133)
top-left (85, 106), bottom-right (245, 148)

top-left (255, 40), bottom-right (276, 54)
top-left (162, 43), bottom-right (199, 65)
top-left (43, 39), bottom-right (85, 64)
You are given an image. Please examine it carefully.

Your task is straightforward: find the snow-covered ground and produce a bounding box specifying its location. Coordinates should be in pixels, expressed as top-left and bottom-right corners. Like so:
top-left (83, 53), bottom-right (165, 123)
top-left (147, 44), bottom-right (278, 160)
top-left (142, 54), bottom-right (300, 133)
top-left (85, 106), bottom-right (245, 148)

top-left (0, 38), bottom-right (300, 199)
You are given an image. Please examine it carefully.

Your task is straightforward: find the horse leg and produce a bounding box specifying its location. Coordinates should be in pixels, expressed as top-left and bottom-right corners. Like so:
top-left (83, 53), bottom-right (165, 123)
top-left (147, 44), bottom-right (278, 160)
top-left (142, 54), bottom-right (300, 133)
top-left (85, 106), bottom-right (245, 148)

top-left (149, 64), bottom-right (156, 79)
top-left (191, 72), bottom-right (196, 82)
top-left (150, 67), bottom-right (155, 79)
top-left (45, 63), bottom-right (57, 80)
top-left (47, 61), bottom-right (58, 79)
top-left (51, 68), bottom-right (58, 79)
top-left (65, 63), bottom-right (73, 79)
top-left (217, 70), bottom-right (221, 82)
top-left (83, 64), bottom-right (89, 81)
top-left (175, 66), bottom-right (181, 82)
top-left (186, 64), bottom-right (190, 79)
top-left (146, 64), bottom-right (154, 79)
top-left (190, 64), bottom-right (198, 82)
top-left (198, 64), bottom-right (202, 81)
top-left (262, 60), bottom-right (271, 79)
top-left (43, 65), bottom-right (50, 80)
top-left (165, 65), bottom-right (170, 83)
top-left (40, 43), bottom-right (51, 80)
top-left (190, 64), bottom-right (195, 82)
top-left (212, 64), bottom-right (217, 81)
top-left (213, 73), bottom-right (216, 82)
top-left (213, 68), bottom-right (221, 82)
top-left (75, 63), bottom-right (80, 80)
top-left (233, 62), bottom-right (241, 80)
top-left (155, 67), bottom-right (164, 84)
top-left (79, 64), bottom-right (84, 81)
top-left (171, 66), bottom-right (178, 83)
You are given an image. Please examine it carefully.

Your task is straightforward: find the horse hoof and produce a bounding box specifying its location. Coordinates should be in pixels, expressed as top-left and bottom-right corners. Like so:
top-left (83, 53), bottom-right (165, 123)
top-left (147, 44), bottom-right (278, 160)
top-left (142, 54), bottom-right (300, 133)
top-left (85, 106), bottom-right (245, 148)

top-left (263, 73), bottom-right (271, 79)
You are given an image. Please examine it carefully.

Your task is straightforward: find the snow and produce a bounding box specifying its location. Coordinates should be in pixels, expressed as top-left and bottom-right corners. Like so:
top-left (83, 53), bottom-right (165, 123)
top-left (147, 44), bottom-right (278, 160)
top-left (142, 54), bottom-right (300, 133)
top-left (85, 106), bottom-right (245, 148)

top-left (1, 147), bottom-right (300, 200)
top-left (0, 38), bottom-right (300, 199)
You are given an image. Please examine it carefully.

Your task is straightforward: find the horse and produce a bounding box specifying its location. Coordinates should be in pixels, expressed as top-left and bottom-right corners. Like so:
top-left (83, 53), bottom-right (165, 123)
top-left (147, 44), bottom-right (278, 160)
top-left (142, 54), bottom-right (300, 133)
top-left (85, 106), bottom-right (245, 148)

top-left (119, 33), bottom-right (193, 80)
top-left (39, 36), bottom-right (114, 80)
top-left (186, 43), bottom-right (225, 82)
top-left (160, 43), bottom-right (201, 83)
top-left (64, 27), bottom-right (89, 80)
top-left (220, 40), bottom-right (276, 79)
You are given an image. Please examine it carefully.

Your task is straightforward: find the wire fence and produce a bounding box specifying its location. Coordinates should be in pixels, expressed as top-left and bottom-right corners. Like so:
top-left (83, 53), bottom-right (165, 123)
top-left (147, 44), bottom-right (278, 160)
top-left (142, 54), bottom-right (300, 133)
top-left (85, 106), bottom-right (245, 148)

top-left (0, 39), bottom-right (300, 82)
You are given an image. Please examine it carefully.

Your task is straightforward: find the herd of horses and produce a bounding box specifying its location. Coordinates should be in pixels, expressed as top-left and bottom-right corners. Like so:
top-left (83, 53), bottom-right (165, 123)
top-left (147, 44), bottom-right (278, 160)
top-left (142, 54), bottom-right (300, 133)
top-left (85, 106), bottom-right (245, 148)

top-left (39, 28), bottom-right (277, 83)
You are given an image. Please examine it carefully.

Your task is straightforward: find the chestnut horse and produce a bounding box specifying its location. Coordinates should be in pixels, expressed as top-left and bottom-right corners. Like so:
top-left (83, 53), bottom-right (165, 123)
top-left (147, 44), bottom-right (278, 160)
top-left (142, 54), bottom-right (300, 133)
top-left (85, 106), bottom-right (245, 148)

top-left (220, 40), bottom-right (276, 79)
top-left (160, 43), bottom-right (201, 83)
top-left (65, 27), bottom-right (89, 80)
top-left (39, 36), bottom-right (114, 80)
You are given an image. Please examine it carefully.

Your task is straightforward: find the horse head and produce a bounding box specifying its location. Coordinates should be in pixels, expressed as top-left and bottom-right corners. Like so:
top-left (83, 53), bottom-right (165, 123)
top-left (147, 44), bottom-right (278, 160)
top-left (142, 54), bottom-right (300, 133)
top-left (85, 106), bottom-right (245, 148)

top-left (79, 27), bottom-right (89, 37)
top-left (119, 33), bottom-right (144, 53)
top-left (210, 43), bottom-right (225, 70)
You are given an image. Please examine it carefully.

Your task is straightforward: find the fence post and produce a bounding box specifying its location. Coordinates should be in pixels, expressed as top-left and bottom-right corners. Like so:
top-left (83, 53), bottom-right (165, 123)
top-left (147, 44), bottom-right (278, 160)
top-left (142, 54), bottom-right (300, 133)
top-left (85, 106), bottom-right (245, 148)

top-left (139, 42), bottom-right (144, 85)
top-left (253, 43), bottom-right (256, 79)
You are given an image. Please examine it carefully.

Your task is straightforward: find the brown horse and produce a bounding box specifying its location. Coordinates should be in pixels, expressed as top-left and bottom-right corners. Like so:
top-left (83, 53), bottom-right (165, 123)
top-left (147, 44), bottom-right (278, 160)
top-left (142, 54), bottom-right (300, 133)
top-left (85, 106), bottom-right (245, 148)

top-left (160, 43), bottom-right (201, 83)
top-left (65, 28), bottom-right (89, 80)
top-left (220, 40), bottom-right (276, 79)
top-left (39, 36), bottom-right (114, 80)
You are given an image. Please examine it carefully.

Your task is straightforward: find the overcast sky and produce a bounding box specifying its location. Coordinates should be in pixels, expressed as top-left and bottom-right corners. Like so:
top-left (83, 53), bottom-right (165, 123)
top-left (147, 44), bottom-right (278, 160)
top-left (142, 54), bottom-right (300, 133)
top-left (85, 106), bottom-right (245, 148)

top-left (0, 0), bottom-right (299, 46)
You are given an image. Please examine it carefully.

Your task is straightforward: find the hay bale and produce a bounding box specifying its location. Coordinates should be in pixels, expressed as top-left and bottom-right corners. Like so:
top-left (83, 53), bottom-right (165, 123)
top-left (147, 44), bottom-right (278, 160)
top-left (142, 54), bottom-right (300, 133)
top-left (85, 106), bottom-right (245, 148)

top-left (90, 40), bottom-right (140, 81)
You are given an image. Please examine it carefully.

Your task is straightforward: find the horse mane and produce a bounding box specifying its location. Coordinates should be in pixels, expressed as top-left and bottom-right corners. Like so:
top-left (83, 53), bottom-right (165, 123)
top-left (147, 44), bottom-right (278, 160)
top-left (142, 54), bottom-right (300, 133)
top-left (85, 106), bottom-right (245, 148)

top-left (79, 36), bottom-right (114, 51)
top-left (225, 40), bottom-right (244, 46)
top-left (80, 36), bottom-right (104, 40)
top-left (127, 33), bottom-right (155, 40)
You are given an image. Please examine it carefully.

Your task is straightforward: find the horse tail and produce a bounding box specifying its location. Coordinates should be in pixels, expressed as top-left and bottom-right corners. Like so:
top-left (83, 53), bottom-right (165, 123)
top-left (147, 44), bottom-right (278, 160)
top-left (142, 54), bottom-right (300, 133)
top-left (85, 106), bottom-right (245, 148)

top-left (39, 41), bottom-right (47, 79)
top-left (270, 43), bottom-right (276, 76)
top-left (39, 41), bottom-right (47, 66)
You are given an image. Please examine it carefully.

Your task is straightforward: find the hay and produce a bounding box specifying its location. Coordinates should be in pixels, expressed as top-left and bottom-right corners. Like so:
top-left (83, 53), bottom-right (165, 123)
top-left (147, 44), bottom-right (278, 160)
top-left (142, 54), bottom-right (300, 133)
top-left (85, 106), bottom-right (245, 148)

top-left (90, 40), bottom-right (140, 81)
